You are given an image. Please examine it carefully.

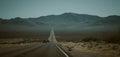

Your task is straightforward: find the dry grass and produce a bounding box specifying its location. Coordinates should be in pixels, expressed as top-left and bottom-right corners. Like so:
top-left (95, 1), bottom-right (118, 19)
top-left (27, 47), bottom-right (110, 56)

top-left (0, 43), bottom-right (31, 48)
top-left (60, 41), bottom-right (120, 57)
top-left (0, 38), bottom-right (45, 48)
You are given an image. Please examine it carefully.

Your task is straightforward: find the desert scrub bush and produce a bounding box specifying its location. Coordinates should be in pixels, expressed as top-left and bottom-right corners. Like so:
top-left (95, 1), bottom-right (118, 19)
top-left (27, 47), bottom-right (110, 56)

top-left (60, 42), bottom-right (75, 51)
top-left (60, 41), bottom-right (120, 57)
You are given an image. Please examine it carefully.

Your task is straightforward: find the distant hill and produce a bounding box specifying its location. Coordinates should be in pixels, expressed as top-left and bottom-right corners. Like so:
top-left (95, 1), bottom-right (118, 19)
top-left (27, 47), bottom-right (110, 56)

top-left (0, 13), bottom-right (120, 31)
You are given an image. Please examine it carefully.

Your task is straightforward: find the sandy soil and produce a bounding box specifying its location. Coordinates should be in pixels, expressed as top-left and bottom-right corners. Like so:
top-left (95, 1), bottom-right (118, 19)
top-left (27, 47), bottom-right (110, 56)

top-left (60, 41), bottom-right (120, 57)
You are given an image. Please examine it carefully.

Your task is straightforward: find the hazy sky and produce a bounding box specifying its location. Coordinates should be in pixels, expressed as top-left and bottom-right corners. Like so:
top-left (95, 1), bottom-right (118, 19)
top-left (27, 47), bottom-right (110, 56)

top-left (0, 0), bottom-right (120, 19)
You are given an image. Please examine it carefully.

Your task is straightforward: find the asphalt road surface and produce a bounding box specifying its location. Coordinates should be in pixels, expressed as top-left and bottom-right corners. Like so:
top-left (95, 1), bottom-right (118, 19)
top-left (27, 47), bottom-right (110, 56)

top-left (0, 43), bottom-right (67, 57)
top-left (0, 28), bottom-right (69, 57)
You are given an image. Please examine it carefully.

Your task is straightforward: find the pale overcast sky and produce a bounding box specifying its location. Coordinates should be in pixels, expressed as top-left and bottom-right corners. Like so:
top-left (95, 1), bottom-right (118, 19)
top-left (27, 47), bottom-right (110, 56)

top-left (0, 0), bottom-right (120, 19)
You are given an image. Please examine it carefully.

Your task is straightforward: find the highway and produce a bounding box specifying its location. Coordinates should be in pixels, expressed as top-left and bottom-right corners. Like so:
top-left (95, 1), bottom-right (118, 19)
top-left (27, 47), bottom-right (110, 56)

top-left (0, 28), bottom-right (69, 57)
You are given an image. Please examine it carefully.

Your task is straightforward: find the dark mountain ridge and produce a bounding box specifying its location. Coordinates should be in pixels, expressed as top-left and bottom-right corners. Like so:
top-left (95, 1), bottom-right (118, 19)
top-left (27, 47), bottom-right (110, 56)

top-left (0, 13), bottom-right (120, 31)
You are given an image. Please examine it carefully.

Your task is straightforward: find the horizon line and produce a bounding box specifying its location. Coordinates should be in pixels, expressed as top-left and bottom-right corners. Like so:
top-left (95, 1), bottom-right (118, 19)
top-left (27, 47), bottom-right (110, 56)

top-left (0, 12), bottom-right (120, 19)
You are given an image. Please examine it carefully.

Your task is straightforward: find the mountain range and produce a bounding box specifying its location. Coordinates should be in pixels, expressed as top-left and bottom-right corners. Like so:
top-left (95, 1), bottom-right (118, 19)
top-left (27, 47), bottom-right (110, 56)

top-left (0, 13), bottom-right (120, 31)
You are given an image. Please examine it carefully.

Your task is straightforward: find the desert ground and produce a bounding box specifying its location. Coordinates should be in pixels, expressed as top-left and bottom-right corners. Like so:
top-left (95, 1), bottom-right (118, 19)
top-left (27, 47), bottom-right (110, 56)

top-left (0, 31), bottom-right (120, 57)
